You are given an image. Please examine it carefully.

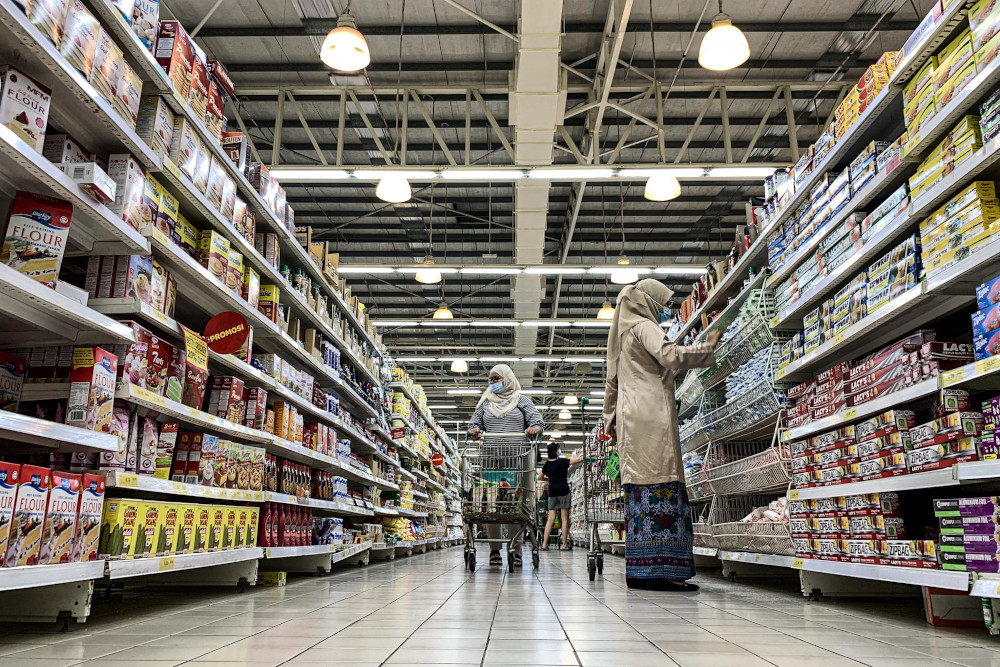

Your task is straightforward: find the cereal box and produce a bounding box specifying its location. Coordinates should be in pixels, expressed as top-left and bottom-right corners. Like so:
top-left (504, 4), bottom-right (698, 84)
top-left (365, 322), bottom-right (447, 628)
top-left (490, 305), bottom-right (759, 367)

top-left (5, 465), bottom-right (49, 567)
top-left (107, 154), bottom-right (146, 232)
top-left (0, 66), bottom-right (51, 152)
top-left (136, 96), bottom-right (175, 159)
top-left (66, 347), bottom-right (117, 433)
top-left (131, 501), bottom-right (159, 558)
top-left (99, 497), bottom-right (140, 559)
top-left (1, 190), bottom-right (73, 288)
top-left (39, 471), bottom-right (80, 564)
top-left (0, 350), bottom-right (26, 412)
top-left (157, 503), bottom-right (179, 555)
top-left (198, 230), bottom-right (230, 283)
top-left (60, 2), bottom-right (101, 78)
top-left (0, 463), bottom-right (19, 566)
top-left (73, 473), bottom-right (103, 562)
top-left (177, 504), bottom-right (196, 554)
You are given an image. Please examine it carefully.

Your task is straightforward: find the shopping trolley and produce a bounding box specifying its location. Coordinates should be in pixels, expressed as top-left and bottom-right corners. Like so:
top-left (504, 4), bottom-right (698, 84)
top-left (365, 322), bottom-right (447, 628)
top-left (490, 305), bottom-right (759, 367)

top-left (582, 418), bottom-right (624, 580)
top-left (460, 432), bottom-right (540, 572)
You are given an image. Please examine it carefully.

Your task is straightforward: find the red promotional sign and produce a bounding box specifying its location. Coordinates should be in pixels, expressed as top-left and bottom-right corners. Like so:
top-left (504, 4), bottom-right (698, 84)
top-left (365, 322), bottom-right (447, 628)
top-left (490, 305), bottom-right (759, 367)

top-left (204, 311), bottom-right (250, 354)
top-left (431, 452), bottom-right (444, 467)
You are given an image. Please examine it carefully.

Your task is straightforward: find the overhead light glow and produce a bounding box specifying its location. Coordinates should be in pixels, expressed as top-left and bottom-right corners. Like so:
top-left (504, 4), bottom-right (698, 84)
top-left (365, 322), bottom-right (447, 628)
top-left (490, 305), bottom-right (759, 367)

top-left (268, 169), bottom-right (351, 181)
top-left (573, 321), bottom-right (613, 328)
top-left (395, 356), bottom-right (436, 362)
top-left (566, 357), bottom-right (606, 363)
top-left (531, 168), bottom-right (615, 180)
top-left (375, 175), bottom-right (411, 203)
top-left (521, 356), bottom-right (562, 362)
top-left (563, 393), bottom-right (578, 405)
top-left (611, 255), bottom-right (641, 285)
top-left (450, 359), bottom-right (469, 373)
top-left (422, 320), bottom-right (469, 327)
top-left (469, 321), bottom-right (522, 328)
top-left (521, 389), bottom-right (553, 395)
top-left (698, 7), bottom-right (751, 71)
top-left (644, 173), bottom-right (682, 201)
top-left (441, 170), bottom-right (524, 181)
top-left (523, 267), bottom-right (587, 275)
top-left (521, 320), bottom-right (573, 327)
top-left (709, 167), bottom-right (775, 178)
top-left (338, 266), bottom-right (397, 274)
top-left (654, 266), bottom-right (710, 275)
top-left (458, 267), bottom-right (523, 275)
top-left (428, 404), bottom-right (457, 409)
top-left (590, 390), bottom-right (606, 396)
top-left (618, 167), bottom-right (704, 178)
top-left (374, 320), bottom-right (419, 327)
top-left (479, 356), bottom-right (520, 362)
top-left (596, 302), bottom-right (615, 320)
top-left (320, 9), bottom-right (371, 72)
top-left (431, 303), bottom-right (454, 319)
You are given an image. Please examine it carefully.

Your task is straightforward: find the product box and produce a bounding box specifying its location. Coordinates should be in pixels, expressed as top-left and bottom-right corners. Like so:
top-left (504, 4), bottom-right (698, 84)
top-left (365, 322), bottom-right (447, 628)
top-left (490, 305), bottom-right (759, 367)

top-left (910, 412), bottom-right (985, 447)
top-left (878, 539), bottom-right (939, 568)
top-left (107, 154), bottom-right (146, 232)
top-left (204, 81), bottom-right (225, 141)
top-left (0, 351), bottom-right (26, 413)
top-left (935, 496), bottom-right (1000, 517)
top-left (226, 249), bottom-right (243, 297)
top-left (177, 505), bottom-right (196, 554)
top-left (169, 116), bottom-right (201, 182)
top-left (208, 505), bottom-right (225, 551)
top-left (114, 63), bottom-right (142, 128)
top-left (136, 96), bottom-right (175, 158)
top-left (90, 28), bottom-right (125, 104)
top-left (939, 533), bottom-right (1000, 553)
top-left (39, 471), bottom-right (80, 564)
top-left (187, 42), bottom-right (209, 121)
top-left (100, 497), bottom-right (142, 559)
top-left (59, 162), bottom-right (116, 204)
top-left (197, 230), bottom-right (230, 284)
top-left (131, 501), bottom-right (160, 558)
top-left (0, 463), bottom-right (18, 566)
top-left (157, 503), bottom-right (179, 555)
top-left (66, 347), bottom-right (118, 433)
top-left (43, 134), bottom-right (90, 164)
top-left (259, 284), bottom-right (280, 323)
top-left (75, 473), bottom-right (105, 561)
top-left (0, 65), bottom-right (51, 153)
top-left (222, 132), bottom-right (248, 173)
top-left (5, 465), bottom-right (49, 567)
top-left (940, 550), bottom-right (1000, 572)
top-left (154, 21), bottom-right (193, 100)
top-left (906, 438), bottom-right (981, 472)
top-left (1, 190), bottom-right (73, 288)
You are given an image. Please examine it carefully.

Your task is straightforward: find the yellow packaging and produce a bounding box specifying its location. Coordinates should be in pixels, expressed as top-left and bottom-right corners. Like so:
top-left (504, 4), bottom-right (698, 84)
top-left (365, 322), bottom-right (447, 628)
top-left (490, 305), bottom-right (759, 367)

top-left (246, 507), bottom-right (259, 547)
top-left (174, 213), bottom-right (198, 256)
top-left (131, 501), bottom-right (160, 559)
top-left (235, 507), bottom-right (249, 548)
top-left (155, 180), bottom-right (179, 240)
top-left (936, 57), bottom-right (979, 108)
top-left (938, 28), bottom-right (973, 66)
top-left (223, 507), bottom-right (238, 550)
top-left (905, 81), bottom-right (936, 122)
top-left (259, 284), bottom-right (280, 323)
top-left (922, 199), bottom-right (1000, 243)
top-left (260, 571), bottom-right (286, 586)
top-left (194, 505), bottom-right (212, 552)
top-left (226, 249), bottom-right (243, 297)
top-left (273, 400), bottom-right (290, 440)
top-left (157, 503), bottom-right (180, 556)
top-left (904, 57), bottom-right (938, 107)
top-left (977, 29), bottom-right (1000, 70)
top-left (923, 224), bottom-right (995, 262)
top-left (197, 230), bottom-right (230, 282)
top-left (242, 266), bottom-right (260, 310)
top-left (925, 182), bottom-right (999, 231)
top-left (925, 239), bottom-right (994, 274)
top-left (209, 506), bottom-right (225, 551)
top-left (909, 163), bottom-right (947, 198)
top-left (177, 504), bottom-right (196, 554)
top-left (99, 497), bottom-right (143, 560)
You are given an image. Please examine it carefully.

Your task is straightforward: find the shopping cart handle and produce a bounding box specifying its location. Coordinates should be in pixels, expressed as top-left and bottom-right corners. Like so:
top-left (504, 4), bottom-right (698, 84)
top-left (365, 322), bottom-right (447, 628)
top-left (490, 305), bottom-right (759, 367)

top-left (468, 432), bottom-right (535, 439)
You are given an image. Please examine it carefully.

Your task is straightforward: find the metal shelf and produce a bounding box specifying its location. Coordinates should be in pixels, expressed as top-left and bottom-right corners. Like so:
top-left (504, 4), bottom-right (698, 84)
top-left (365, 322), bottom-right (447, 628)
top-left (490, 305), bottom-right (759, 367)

top-left (264, 491), bottom-right (373, 516)
top-left (0, 263), bottom-right (137, 347)
top-left (103, 471), bottom-right (264, 502)
top-left (388, 382), bottom-right (448, 444)
top-left (800, 557), bottom-right (969, 591)
top-left (890, 0), bottom-right (974, 86)
top-left (106, 548), bottom-right (263, 580)
top-left (0, 409), bottom-right (120, 453)
top-left (0, 561), bottom-right (105, 592)
top-left (790, 460), bottom-right (1000, 501)
top-left (718, 550), bottom-right (796, 568)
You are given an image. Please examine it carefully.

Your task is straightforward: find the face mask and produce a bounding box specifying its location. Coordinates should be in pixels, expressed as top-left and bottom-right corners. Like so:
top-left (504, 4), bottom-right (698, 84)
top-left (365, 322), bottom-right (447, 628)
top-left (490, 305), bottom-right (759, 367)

top-left (489, 381), bottom-right (504, 394)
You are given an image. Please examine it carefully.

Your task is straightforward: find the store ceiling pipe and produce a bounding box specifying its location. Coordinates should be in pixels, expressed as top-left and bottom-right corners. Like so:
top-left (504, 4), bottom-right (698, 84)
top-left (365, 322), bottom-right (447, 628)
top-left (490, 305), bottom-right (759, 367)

top-left (509, 0), bottom-right (565, 385)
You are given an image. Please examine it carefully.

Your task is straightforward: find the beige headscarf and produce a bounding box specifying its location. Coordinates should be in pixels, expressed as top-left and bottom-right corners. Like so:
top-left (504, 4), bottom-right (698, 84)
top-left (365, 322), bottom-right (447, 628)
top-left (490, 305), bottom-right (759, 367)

top-left (606, 278), bottom-right (674, 383)
top-left (476, 363), bottom-right (522, 417)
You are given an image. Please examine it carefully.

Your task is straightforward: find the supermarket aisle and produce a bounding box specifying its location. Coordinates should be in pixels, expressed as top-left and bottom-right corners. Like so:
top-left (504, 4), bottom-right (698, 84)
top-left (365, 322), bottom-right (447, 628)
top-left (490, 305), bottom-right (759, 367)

top-left (0, 549), bottom-right (998, 667)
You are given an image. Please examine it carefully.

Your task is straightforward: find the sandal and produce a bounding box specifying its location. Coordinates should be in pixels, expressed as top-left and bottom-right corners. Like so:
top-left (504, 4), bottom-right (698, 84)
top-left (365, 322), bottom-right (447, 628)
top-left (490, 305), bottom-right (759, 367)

top-left (512, 553), bottom-right (523, 567)
top-left (489, 550), bottom-right (502, 566)
top-left (541, 546), bottom-right (550, 551)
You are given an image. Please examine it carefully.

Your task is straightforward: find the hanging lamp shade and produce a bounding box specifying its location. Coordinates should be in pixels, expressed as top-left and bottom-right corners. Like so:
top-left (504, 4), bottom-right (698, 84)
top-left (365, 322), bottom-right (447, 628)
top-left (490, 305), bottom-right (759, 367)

top-left (563, 393), bottom-right (578, 405)
top-left (432, 303), bottom-right (453, 319)
top-left (610, 255), bottom-right (640, 285)
top-left (558, 409), bottom-right (572, 420)
top-left (450, 359), bottom-right (469, 373)
top-left (375, 175), bottom-right (411, 203)
top-left (414, 255), bottom-right (442, 284)
top-left (644, 173), bottom-right (682, 201)
top-left (698, 11), bottom-right (750, 71)
top-left (320, 11), bottom-right (371, 72)
top-left (597, 302), bottom-right (615, 320)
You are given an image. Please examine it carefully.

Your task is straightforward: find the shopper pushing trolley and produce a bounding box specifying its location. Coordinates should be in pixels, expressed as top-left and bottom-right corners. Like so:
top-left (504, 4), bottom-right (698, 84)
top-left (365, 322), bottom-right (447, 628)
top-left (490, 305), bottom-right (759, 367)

top-left (463, 365), bottom-right (543, 571)
top-left (604, 279), bottom-right (721, 591)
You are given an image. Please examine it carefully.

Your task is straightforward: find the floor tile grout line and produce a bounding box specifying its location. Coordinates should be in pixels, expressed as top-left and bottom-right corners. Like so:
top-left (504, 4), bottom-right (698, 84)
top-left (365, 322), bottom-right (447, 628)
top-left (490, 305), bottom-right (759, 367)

top-left (529, 556), bottom-right (584, 666)
top-left (479, 550), bottom-right (510, 667)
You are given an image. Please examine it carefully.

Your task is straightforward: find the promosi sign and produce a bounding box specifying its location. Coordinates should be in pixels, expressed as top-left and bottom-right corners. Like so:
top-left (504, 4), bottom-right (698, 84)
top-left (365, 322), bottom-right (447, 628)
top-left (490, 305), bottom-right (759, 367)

top-left (204, 312), bottom-right (250, 354)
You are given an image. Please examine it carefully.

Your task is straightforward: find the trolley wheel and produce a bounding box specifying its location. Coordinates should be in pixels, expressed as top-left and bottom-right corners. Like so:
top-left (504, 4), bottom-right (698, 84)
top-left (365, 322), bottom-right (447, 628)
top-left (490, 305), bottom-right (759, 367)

top-left (468, 552), bottom-right (476, 572)
top-left (532, 552), bottom-right (540, 569)
top-left (508, 558), bottom-right (515, 573)
top-left (588, 557), bottom-right (597, 581)
top-left (463, 550), bottom-right (469, 564)
top-left (596, 555), bottom-right (604, 575)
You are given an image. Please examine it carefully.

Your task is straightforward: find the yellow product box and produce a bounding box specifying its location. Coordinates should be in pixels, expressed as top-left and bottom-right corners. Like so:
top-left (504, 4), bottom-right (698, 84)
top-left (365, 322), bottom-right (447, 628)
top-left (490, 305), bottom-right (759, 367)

top-left (209, 506), bottom-right (226, 551)
top-left (223, 507), bottom-right (238, 550)
top-left (153, 178), bottom-right (178, 242)
top-left (174, 213), bottom-right (198, 257)
top-left (197, 230), bottom-right (230, 283)
top-left (938, 28), bottom-right (973, 66)
top-left (923, 224), bottom-right (995, 263)
top-left (905, 68), bottom-right (936, 110)
top-left (226, 249), bottom-right (244, 297)
top-left (246, 507), bottom-right (259, 547)
top-left (936, 57), bottom-right (980, 108)
top-left (909, 164), bottom-right (947, 199)
top-left (157, 503), bottom-right (180, 556)
top-left (260, 571), bottom-right (286, 586)
top-left (131, 501), bottom-right (160, 559)
top-left (177, 504), bottom-right (196, 554)
top-left (925, 239), bottom-right (995, 274)
top-left (904, 94), bottom-right (936, 128)
top-left (100, 498), bottom-right (144, 559)
top-left (258, 284), bottom-right (280, 323)
top-left (235, 507), bottom-right (248, 548)
top-left (970, 0), bottom-right (1000, 50)
top-left (977, 28), bottom-right (1000, 70)
top-left (194, 505), bottom-right (212, 552)
top-left (927, 182), bottom-right (999, 230)
top-left (923, 116), bottom-right (983, 161)
top-left (273, 400), bottom-right (290, 440)
top-left (907, 100), bottom-right (938, 137)
top-left (922, 198), bottom-right (1000, 243)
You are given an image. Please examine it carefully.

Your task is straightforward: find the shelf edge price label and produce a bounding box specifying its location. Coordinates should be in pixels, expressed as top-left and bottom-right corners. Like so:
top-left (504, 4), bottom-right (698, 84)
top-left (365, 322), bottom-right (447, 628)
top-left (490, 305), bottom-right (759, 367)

top-left (831, 332), bottom-right (845, 347)
top-left (792, 558), bottom-right (805, 569)
top-left (942, 368), bottom-right (966, 387)
top-left (844, 407), bottom-right (858, 420)
top-left (171, 481), bottom-right (187, 493)
top-left (789, 490), bottom-right (800, 500)
top-left (159, 557), bottom-right (176, 571)
top-left (119, 473), bottom-right (138, 488)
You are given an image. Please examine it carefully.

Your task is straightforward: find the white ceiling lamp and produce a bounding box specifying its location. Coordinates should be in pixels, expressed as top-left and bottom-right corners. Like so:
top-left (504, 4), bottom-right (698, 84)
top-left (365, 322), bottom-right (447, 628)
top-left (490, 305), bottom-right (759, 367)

top-left (375, 174), bottom-right (411, 203)
top-left (413, 255), bottom-right (442, 284)
top-left (449, 359), bottom-right (469, 373)
top-left (698, 1), bottom-right (751, 71)
top-left (596, 302), bottom-right (615, 320)
top-left (611, 255), bottom-right (640, 285)
top-left (558, 409), bottom-right (572, 420)
top-left (319, 1), bottom-right (371, 72)
top-left (644, 173), bottom-right (682, 201)
top-left (563, 393), bottom-right (579, 405)
top-left (432, 303), bottom-right (453, 319)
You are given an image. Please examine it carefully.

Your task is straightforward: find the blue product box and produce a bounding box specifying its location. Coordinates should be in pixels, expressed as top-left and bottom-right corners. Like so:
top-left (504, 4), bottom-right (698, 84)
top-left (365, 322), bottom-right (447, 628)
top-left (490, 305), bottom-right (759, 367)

top-left (977, 274), bottom-right (1000, 310)
top-left (975, 329), bottom-right (1000, 361)
top-left (973, 301), bottom-right (1000, 339)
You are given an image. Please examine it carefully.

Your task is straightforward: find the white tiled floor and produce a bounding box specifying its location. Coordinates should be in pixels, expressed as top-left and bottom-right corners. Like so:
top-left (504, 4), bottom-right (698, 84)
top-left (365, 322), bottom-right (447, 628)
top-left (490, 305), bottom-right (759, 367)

top-left (1, 547), bottom-right (999, 666)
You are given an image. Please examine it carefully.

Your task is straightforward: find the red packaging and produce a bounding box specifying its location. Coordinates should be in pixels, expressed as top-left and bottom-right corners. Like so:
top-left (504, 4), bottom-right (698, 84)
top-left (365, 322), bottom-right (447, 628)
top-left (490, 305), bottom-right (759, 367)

top-left (852, 452), bottom-right (908, 480)
top-left (75, 473), bottom-right (104, 561)
top-left (787, 379), bottom-right (816, 400)
top-left (848, 331), bottom-right (936, 381)
top-left (817, 362), bottom-right (850, 385)
top-left (66, 347), bottom-right (117, 433)
top-left (244, 387), bottom-right (267, 430)
top-left (145, 335), bottom-right (172, 397)
top-left (6, 465), bottom-right (50, 567)
top-left (167, 346), bottom-right (185, 403)
top-left (845, 360), bottom-right (908, 396)
top-left (812, 400), bottom-right (847, 421)
top-left (118, 320), bottom-right (151, 388)
top-left (810, 386), bottom-right (846, 408)
top-left (204, 80), bottom-right (225, 140)
top-left (40, 471), bottom-right (80, 564)
top-left (154, 21), bottom-right (193, 100)
top-left (0, 462), bottom-right (18, 565)
top-left (920, 341), bottom-right (974, 361)
top-left (207, 60), bottom-right (235, 97)
top-left (171, 434), bottom-right (190, 482)
top-left (846, 376), bottom-right (910, 407)
top-left (186, 43), bottom-right (209, 121)
top-left (787, 412), bottom-right (812, 428)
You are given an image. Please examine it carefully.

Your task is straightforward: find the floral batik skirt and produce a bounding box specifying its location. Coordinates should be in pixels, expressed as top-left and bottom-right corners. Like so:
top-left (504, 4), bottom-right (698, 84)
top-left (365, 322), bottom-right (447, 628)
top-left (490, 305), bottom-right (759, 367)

top-left (622, 481), bottom-right (696, 581)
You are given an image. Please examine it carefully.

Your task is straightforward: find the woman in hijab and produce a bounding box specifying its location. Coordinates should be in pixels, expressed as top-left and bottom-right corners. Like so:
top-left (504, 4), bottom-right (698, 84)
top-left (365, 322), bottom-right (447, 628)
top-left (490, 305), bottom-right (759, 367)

top-left (468, 364), bottom-right (544, 567)
top-left (603, 278), bottom-right (721, 591)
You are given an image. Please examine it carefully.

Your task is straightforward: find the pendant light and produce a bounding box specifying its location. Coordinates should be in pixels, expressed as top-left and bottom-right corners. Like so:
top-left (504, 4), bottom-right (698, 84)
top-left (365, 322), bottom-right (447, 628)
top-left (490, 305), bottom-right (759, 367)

top-left (610, 255), bottom-right (640, 285)
top-left (597, 302), bottom-right (615, 320)
top-left (432, 302), bottom-right (453, 319)
top-left (558, 409), bottom-right (572, 420)
top-left (644, 173), bottom-right (682, 201)
top-left (450, 359), bottom-right (469, 373)
top-left (414, 255), bottom-right (442, 284)
top-left (698, 1), bottom-right (751, 71)
top-left (563, 393), bottom-right (579, 405)
top-left (320, 0), bottom-right (371, 73)
top-left (375, 174), bottom-right (411, 203)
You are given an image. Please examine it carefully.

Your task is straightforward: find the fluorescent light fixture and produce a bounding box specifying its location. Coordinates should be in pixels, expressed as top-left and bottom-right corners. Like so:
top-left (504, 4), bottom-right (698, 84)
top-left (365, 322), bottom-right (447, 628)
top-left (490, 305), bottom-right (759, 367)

top-left (521, 389), bottom-right (553, 395)
top-left (479, 356), bottom-right (520, 362)
top-left (572, 321), bottom-right (612, 328)
top-left (458, 267), bottom-right (523, 275)
top-left (521, 320), bottom-right (573, 327)
top-left (397, 267), bottom-right (459, 275)
top-left (446, 389), bottom-right (481, 395)
top-left (469, 321), bottom-right (521, 328)
top-left (441, 169), bottom-right (523, 181)
top-left (655, 266), bottom-right (709, 275)
top-left (521, 356), bottom-right (562, 362)
top-left (617, 167), bottom-right (705, 178)
top-left (590, 390), bottom-right (606, 396)
top-left (709, 166), bottom-right (776, 178)
top-left (428, 404), bottom-right (457, 409)
top-left (354, 169), bottom-right (429, 180)
top-left (338, 266), bottom-right (397, 274)
top-left (523, 267), bottom-right (587, 275)
top-left (422, 321), bottom-right (468, 327)
top-left (269, 169), bottom-right (351, 181)
top-left (395, 356), bottom-right (436, 362)
top-left (584, 405), bottom-right (604, 411)
top-left (531, 168), bottom-right (614, 180)
top-left (588, 266), bottom-right (651, 276)
top-left (375, 320), bottom-right (419, 327)
top-left (565, 357), bottom-right (606, 363)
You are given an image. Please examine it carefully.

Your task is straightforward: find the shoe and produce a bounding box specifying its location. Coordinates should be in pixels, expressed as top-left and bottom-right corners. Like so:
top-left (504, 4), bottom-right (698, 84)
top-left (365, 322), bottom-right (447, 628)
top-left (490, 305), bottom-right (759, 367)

top-left (626, 577), bottom-right (647, 590)
top-left (646, 580), bottom-right (699, 592)
top-left (489, 550), bottom-right (502, 566)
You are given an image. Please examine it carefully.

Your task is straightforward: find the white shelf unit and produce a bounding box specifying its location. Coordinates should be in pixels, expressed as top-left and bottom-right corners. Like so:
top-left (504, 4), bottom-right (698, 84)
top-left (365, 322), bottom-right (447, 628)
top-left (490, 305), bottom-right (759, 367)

top-left (0, 410), bottom-right (121, 453)
top-left (0, 561), bottom-right (106, 592)
top-left (106, 548), bottom-right (263, 580)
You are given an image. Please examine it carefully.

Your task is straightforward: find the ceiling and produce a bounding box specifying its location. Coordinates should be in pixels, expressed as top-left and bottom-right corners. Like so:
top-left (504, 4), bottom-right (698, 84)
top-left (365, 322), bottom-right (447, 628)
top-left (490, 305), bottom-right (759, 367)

top-left (162, 0), bottom-right (934, 420)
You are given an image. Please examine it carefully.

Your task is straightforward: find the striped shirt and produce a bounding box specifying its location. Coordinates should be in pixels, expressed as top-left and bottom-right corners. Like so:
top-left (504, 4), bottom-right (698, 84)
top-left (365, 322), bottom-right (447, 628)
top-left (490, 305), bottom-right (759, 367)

top-left (467, 395), bottom-right (545, 458)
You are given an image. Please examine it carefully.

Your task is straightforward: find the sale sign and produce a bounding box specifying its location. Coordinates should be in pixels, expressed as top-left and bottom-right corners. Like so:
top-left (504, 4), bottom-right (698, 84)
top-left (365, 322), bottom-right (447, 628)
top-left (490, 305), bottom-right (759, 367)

top-left (204, 312), bottom-right (250, 354)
